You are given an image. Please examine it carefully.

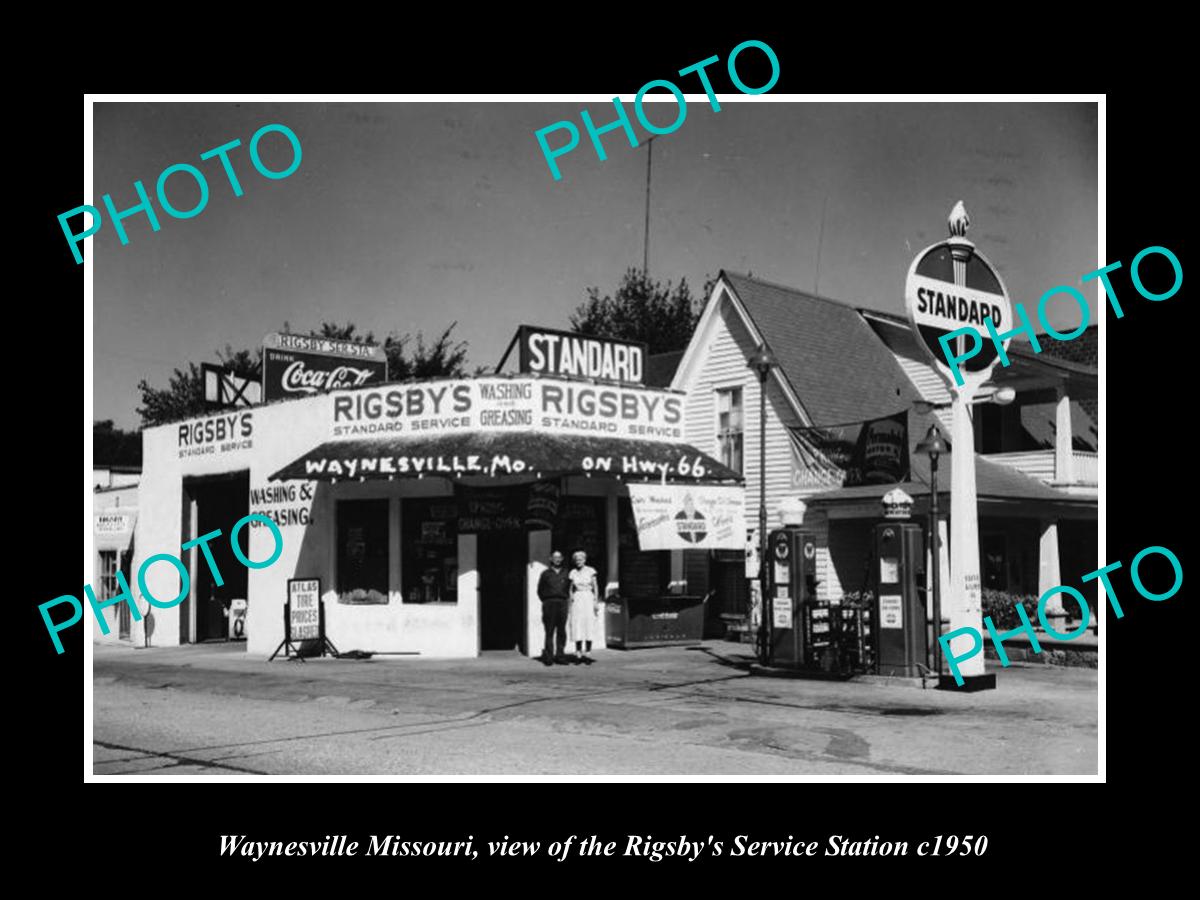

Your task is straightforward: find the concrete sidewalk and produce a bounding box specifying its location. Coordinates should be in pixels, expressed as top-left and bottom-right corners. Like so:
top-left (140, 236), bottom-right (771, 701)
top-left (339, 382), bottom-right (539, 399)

top-left (92, 640), bottom-right (1098, 775)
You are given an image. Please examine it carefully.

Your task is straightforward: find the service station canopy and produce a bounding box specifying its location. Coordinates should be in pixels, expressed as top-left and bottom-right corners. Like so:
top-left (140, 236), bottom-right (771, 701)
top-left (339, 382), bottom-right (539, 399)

top-left (268, 374), bottom-right (740, 484)
top-left (269, 432), bottom-right (738, 483)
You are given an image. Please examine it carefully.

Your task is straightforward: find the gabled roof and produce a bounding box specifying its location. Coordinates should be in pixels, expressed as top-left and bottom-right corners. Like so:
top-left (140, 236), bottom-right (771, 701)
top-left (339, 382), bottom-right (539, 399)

top-left (721, 272), bottom-right (922, 426)
top-left (644, 350), bottom-right (684, 388)
top-left (861, 308), bottom-right (1098, 389)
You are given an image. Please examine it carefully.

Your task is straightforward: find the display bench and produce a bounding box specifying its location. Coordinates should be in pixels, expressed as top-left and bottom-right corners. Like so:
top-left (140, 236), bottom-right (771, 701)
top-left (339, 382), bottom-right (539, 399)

top-left (604, 594), bottom-right (708, 649)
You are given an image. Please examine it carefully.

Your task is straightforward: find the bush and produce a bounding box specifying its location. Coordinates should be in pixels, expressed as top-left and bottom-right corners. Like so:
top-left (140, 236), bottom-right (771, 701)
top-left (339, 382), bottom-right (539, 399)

top-left (338, 588), bottom-right (389, 605)
top-left (981, 588), bottom-right (1041, 630)
top-left (840, 589), bottom-right (875, 609)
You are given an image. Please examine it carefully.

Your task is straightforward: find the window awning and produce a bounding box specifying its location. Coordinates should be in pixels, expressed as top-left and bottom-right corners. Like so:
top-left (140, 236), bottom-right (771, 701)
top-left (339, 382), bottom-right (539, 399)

top-left (94, 508), bottom-right (137, 551)
top-left (269, 431), bottom-right (741, 484)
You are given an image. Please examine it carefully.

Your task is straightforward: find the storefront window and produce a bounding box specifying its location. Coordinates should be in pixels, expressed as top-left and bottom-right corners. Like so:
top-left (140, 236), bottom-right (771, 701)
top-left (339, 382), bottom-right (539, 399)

top-left (554, 497), bottom-right (606, 589)
top-left (98, 550), bottom-right (118, 599)
top-left (717, 387), bottom-right (744, 474)
top-left (618, 497), bottom-right (668, 599)
top-left (402, 499), bottom-right (458, 604)
top-left (337, 499), bottom-right (390, 604)
top-left (982, 532), bottom-right (1007, 590)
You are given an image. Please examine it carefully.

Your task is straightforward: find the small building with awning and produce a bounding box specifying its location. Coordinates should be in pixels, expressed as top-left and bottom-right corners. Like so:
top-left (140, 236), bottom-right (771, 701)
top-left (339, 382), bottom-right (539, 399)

top-left (92, 467), bottom-right (139, 645)
top-left (130, 360), bottom-right (743, 659)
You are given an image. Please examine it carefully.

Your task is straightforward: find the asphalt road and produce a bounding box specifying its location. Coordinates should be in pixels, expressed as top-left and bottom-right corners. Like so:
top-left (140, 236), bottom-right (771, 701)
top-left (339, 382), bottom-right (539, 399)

top-left (92, 642), bottom-right (1098, 776)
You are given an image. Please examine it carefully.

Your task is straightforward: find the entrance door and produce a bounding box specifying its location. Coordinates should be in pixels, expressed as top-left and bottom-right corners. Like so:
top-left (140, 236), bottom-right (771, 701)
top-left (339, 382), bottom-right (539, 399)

top-left (478, 530), bottom-right (527, 651)
top-left (118, 550), bottom-right (133, 639)
top-left (182, 471), bottom-right (250, 643)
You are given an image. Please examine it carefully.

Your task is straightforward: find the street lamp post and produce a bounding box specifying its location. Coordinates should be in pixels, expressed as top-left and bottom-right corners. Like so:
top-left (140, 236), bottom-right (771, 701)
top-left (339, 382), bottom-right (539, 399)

top-left (749, 345), bottom-right (777, 664)
top-left (915, 425), bottom-right (949, 677)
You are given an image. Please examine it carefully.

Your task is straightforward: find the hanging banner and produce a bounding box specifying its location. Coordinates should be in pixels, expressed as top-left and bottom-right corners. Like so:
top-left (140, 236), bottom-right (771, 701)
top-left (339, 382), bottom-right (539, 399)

top-left (790, 411), bottom-right (910, 489)
top-left (626, 484), bottom-right (746, 550)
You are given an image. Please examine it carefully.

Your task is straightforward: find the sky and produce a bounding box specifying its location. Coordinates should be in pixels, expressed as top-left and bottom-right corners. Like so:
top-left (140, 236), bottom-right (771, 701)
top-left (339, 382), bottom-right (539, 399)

top-left (93, 100), bottom-right (1097, 429)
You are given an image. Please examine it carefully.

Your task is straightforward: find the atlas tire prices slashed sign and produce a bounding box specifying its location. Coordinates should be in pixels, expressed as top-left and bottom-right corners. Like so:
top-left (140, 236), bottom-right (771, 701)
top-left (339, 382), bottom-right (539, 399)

top-left (287, 578), bottom-right (321, 641)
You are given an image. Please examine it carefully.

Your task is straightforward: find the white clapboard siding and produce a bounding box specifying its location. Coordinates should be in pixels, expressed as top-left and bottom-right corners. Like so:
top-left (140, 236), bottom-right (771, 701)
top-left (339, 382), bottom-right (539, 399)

top-left (987, 450), bottom-right (1056, 482)
top-left (683, 302), bottom-right (801, 529)
top-left (892, 353), bottom-right (953, 432)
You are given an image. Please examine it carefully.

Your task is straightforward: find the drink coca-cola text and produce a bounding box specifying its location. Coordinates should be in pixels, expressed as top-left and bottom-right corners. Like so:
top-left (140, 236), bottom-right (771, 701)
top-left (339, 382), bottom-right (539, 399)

top-left (282, 360), bottom-right (376, 394)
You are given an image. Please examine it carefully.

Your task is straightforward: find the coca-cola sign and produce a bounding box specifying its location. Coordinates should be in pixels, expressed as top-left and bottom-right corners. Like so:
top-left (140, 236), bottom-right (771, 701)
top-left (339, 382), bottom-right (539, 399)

top-left (281, 360), bottom-right (376, 394)
top-left (262, 332), bottom-right (387, 402)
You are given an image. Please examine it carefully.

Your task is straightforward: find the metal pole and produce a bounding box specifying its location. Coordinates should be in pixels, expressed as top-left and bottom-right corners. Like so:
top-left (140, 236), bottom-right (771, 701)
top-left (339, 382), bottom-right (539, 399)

top-left (930, 456), bottom-right (942, 676)
top-left (643, 137), bottom-right (653, 275)
top-left (758, 370), bottom-right (769, 663)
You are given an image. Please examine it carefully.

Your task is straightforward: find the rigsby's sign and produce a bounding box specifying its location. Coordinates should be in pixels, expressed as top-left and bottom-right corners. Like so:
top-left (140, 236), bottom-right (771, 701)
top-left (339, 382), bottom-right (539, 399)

top-left (262, 332), bottom-right (388, 402)
top-left (330, 375), bottom-right (684, 443)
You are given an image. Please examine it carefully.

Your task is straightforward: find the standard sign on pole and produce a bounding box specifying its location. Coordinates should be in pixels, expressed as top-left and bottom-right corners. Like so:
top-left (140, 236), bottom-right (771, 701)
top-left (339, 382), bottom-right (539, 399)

top-left (903, 202), bottom-right (1011, 691)
top-left (905, 201), bottom-right (1014, 391)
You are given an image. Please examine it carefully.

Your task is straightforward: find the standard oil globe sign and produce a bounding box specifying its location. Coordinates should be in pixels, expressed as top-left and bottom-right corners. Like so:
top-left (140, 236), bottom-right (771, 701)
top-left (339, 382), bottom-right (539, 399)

top-left (903, 202), bottom-right (1013, 690)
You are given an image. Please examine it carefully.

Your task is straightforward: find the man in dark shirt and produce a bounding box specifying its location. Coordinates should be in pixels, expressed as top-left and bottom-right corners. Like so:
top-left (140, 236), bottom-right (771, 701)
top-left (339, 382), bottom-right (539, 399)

top-left (536, 550), bottom-right (570, 665)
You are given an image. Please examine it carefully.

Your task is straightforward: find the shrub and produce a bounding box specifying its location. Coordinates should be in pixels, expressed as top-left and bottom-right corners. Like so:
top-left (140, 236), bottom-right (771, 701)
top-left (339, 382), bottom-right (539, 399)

top-left (840, 589), bottom-right (875, 609)
top-left (981, 588), bottom-right (1041, 631)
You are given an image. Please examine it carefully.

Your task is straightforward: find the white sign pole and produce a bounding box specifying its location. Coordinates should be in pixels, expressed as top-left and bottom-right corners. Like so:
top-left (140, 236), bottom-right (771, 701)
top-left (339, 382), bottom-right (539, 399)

top-left (945, 213), bottom-right (986, 681)
top-left (947, 382), bottom-right (984, 678)
top-left (905, 202), bottom-right (1010, 690)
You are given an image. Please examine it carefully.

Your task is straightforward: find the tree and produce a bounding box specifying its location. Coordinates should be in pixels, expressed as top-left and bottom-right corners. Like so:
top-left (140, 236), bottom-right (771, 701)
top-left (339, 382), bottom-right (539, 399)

top-left (307, 320), bottom-right (469, 381)
top-left (135, 344), bottom-right (259, 429)
top-left (93, 420), bottom-right (142, 468)
top-left (570, 268), bottom-right (713, 354)
top-left (135, 322), bottom-right (470, 428)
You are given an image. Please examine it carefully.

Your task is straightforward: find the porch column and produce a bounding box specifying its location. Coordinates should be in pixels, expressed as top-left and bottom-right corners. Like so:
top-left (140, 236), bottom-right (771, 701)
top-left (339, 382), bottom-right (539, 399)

top-left (937, 514), bottom-right (950, 633)
top-left (526, 530), bottom-right (552, 658)
top-left (458, 532), bottom-right (479, 657)
top-left (601, 491), bottom-right (619, 650)
top-left (669, 550), bottom-right (686, 592)
top-left (1038, 519), bottom-right (1066, 622)
top-left (1055, 386), bottom-right (1074, 484)
top-left (925, 513), bottom-right (951, 631)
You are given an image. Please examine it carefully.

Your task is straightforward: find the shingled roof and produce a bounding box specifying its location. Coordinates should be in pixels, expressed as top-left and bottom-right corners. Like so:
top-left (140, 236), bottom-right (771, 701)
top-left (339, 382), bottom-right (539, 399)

top-left (723, 272), bottom-right (922, 426)
top-left (805, 409), bottom-right (1093, 507)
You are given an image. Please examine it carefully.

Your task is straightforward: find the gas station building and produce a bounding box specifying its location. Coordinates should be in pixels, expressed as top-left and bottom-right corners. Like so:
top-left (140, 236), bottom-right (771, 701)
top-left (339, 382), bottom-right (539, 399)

top-left (126, 333), bottom-right (744, 659)
top-left (667, 271), bottom-right (1099, 633)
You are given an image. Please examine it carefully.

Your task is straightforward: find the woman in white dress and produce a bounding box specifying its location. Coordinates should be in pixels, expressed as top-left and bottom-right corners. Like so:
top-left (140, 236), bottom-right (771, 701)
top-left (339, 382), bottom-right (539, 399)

top-left (567, 550), bottom-right (600, 664)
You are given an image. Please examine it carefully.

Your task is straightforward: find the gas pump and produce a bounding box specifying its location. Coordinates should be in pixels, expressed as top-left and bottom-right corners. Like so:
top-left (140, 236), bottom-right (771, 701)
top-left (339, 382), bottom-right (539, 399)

top-left (873, 492), bottom-right (927, 676)
top-left (765, 526), bottom-right (819, 667)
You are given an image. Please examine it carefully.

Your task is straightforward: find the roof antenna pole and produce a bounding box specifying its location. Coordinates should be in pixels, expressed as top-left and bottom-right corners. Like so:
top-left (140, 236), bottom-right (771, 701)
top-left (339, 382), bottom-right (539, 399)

top-left (640, 135), bottom-right (656, 275)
